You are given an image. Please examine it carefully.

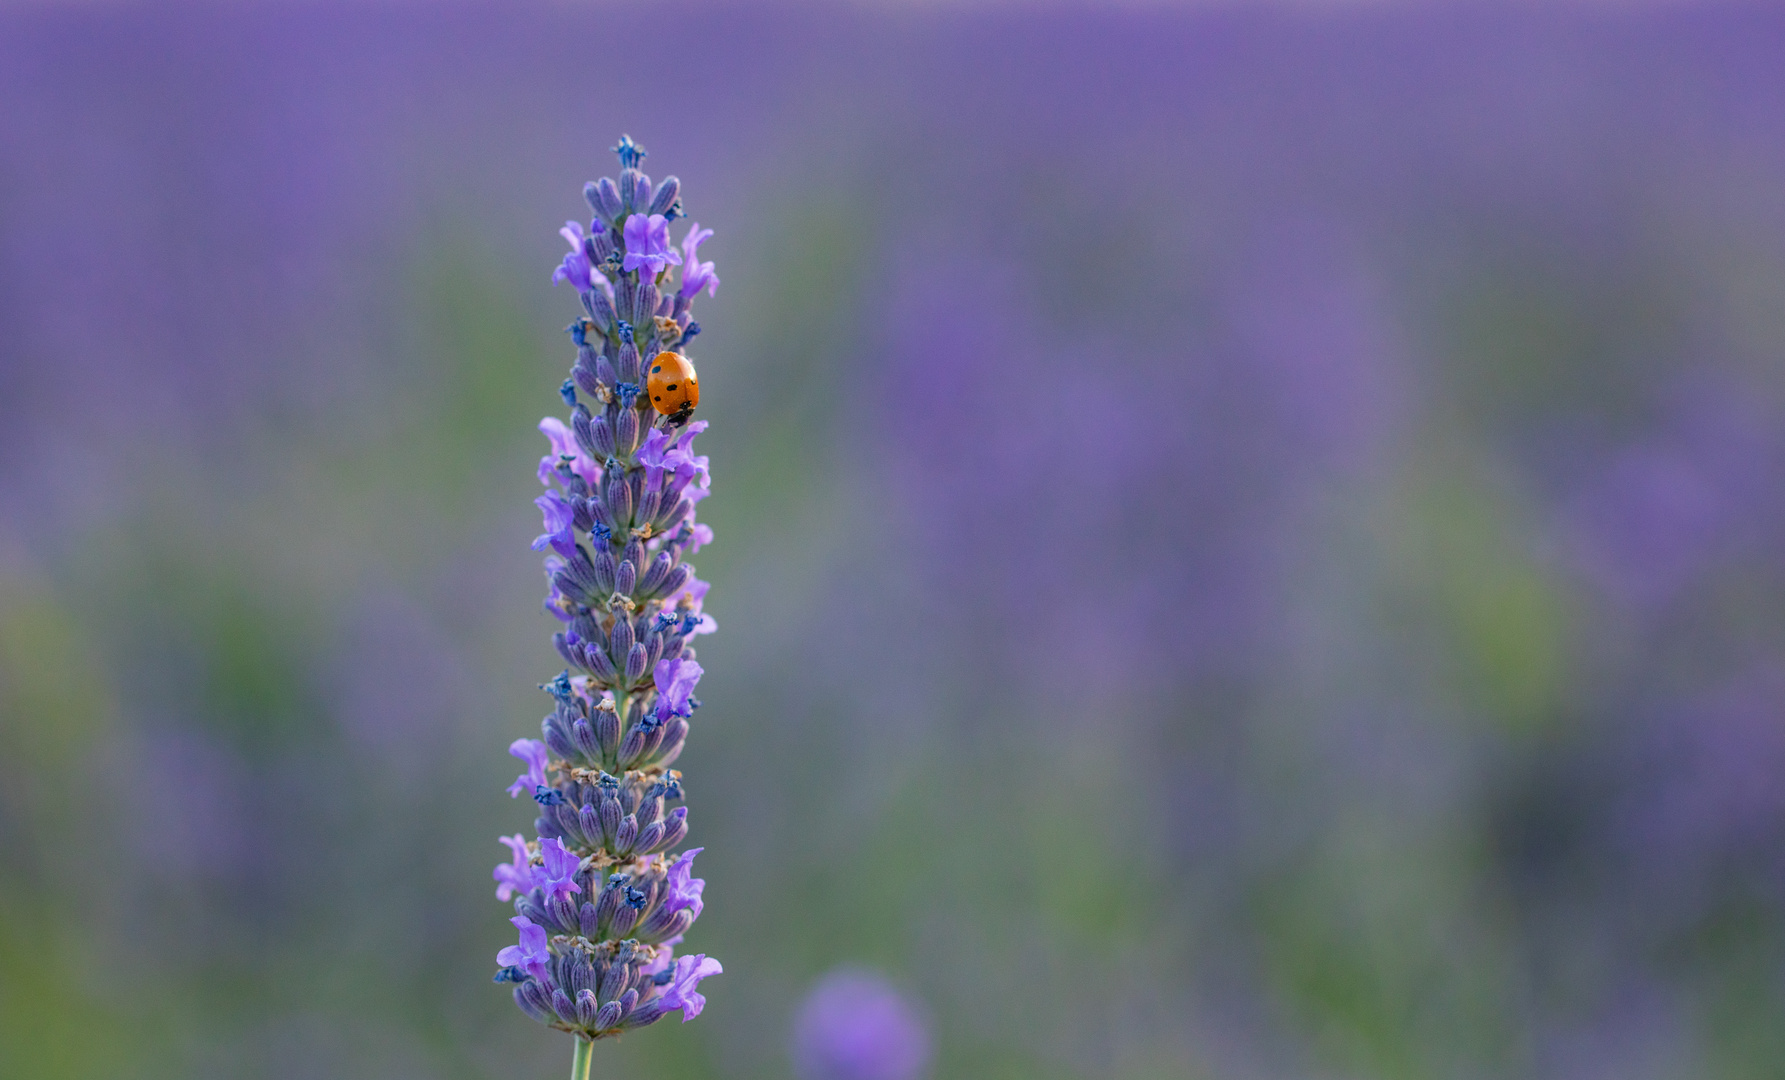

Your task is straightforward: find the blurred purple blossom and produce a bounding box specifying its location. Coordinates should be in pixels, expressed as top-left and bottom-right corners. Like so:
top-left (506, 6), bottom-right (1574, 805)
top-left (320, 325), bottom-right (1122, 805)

top-left (123, 726), bottom-right (253, 878)
top-left (328, 588), bottom-right (476, 769)
top-left (1623, 667), bottom-right (1785, 902)
top-left (793, 968), bottom-right (932, 1080)
top-left (1563, 378), bottom-right (1783, 609)
top-left (873, 225), bottom-right (1407, 700)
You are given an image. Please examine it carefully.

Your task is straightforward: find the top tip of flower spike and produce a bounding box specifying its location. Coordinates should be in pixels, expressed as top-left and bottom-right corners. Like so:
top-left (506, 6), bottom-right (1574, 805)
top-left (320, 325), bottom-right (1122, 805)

top-left (613, 135), bottom-right (647, 170)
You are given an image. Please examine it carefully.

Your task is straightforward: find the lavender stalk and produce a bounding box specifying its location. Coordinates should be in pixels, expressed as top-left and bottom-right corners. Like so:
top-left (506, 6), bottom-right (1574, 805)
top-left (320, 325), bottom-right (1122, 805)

top-left (491, 135), bottom-right (723, 1070)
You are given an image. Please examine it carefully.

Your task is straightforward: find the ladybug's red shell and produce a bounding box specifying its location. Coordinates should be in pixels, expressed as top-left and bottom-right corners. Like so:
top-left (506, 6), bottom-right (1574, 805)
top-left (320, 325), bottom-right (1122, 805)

top-left (647, 352), bottom-right (699, 417)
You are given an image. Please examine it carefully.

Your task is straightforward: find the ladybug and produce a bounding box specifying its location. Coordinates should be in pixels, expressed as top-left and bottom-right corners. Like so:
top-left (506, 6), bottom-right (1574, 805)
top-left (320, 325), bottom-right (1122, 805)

top-left (646, 351), bottom-right (699, 420)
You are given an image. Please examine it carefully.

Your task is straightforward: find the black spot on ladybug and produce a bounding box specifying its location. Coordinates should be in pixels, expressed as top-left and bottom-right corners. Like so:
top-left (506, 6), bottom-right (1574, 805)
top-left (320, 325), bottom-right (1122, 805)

top-left (666, 383), bottom-right (678, 391)
top-left (652, 365), bottom-right (662, 373)
top-left (654, 394), bottom-right (662, 401)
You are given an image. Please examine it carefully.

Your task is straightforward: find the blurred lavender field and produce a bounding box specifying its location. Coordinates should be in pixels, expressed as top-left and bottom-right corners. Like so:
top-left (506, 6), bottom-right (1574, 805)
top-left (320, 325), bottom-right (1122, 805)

top-left (4, 3), bottom-right (1785, 1078)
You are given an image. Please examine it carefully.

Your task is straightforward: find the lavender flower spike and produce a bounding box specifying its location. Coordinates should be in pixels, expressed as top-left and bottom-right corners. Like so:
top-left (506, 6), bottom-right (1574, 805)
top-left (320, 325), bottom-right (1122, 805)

top-left (491, 135), bottom-right (724, 1079)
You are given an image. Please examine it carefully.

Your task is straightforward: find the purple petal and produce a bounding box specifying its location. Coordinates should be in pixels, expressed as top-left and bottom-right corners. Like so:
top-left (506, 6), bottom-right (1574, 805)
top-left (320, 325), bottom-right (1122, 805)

top-left (652, 657), bottom-right (703, 719)
top-left (506, 738), bottom-right (549, 797)
top-left (661, 847), bottom-right (705, 919)
top-left (661, 954), bottom-right (722, 1021)
top-left (624, 214), bottom-right (649, 252)
top-left (638, 426), bottom-right (672, 468)
top-left (540, 836), bottom-right (579, 879)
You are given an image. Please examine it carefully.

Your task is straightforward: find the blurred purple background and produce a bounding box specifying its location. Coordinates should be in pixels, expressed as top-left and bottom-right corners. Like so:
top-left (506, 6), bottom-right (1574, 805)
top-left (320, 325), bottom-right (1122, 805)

top-left (4, 3), bottom-right (1785, 1078)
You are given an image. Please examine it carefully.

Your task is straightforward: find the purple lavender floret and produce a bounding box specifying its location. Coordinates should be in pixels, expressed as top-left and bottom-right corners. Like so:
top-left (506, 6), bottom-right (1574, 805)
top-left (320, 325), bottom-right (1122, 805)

top-left (679, 224), bottom-right (719, 298)
top-left (538, 417), bottom-right (601, 488)
top-left (532, 491), bottom-right (579, 558)
top-left (622, 213), bottom-right (681, 283)
top-left (506, 738), bottom-right (550, 797)
top-left (494, 834), bottom-right (535, 901)
top-left (498, 916), bottom-right (554, 984)
top-left (490, 136), bottom-right (723, 1054)
top-left (652, 657), bottom-right (703, 720)
top-left (553, 220), bottom-right (612, 298)
top-left (649, 953), bottom-right (724, 1022)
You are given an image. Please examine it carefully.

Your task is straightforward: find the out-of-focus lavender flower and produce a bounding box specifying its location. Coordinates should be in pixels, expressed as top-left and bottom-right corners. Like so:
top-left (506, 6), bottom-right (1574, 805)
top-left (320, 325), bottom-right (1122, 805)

top-left (622, 213), bottom-right (680, 282)
top-left (679, 223), bottom-right (718, 299)
top-left (793, 968), bottom-right (932, 1080)
top-left (123, 726), bottom-right (255, 879)
top-left (490, 137), bottom-right (723, 1067)
top-left (1563, 379), bottom-right (1780, 609)
top-left (1623, 667), bottom-right (1785, 902)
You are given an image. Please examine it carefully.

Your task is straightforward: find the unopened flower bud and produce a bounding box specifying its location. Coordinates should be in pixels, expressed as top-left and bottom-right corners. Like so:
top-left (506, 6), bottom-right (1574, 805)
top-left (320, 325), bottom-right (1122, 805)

top-left (587, 177), bottom-right (623, 224)
top-left (571, 717), bottom-right (600, 761)
top-left (616, 406), bottom-right (639, 457)
top-left (648, 176), bottom-right (680, 216)
top-left (608, 615), bottom-right (635, 661)
top-left (595, 707), bottom-right (620, 756)
top-left (595, 1000), bottom-right (623, 1031)
top-left (639, 552), bottom-right (674, 595)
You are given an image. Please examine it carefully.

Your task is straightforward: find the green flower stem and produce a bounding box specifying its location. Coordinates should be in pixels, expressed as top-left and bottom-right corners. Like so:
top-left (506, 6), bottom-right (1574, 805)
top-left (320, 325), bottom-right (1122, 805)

top-left (571, 1036), bottom-right (595, 1080)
